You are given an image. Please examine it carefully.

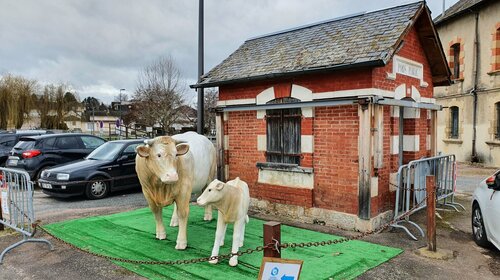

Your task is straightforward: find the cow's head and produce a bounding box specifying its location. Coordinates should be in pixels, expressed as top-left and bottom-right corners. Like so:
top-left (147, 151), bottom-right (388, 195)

top-left (136, 136), bottom-right (189, 184)
top-left (197, 179), bottom-right (225, 206)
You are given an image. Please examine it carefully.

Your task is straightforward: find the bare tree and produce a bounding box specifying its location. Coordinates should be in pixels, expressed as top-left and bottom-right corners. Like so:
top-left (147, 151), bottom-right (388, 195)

top-left (204, 88), bottom-right (218, 135)
top-left (0, 74), bottom-right (36, 129)
top-left (133, 55), bottom-right (186, 133)
top-left (37, 84), bottom-right (78, 129)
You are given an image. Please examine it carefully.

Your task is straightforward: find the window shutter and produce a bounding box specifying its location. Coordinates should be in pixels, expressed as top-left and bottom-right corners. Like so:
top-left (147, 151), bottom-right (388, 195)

top-left (266, 109), bottom-right (282, 163)
top-left (282, 108), bottom-right (301, 164)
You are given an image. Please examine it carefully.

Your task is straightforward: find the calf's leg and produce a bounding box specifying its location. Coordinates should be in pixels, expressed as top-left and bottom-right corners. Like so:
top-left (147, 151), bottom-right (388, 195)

top-left (209, 212), bottom-right (226, 264)
top-left (229, 219), bottom-right (244, 267)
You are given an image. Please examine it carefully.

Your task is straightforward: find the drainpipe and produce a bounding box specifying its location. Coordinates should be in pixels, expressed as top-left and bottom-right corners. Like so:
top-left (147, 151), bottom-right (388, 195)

top-left (471, 11), bottom-right (479, 162)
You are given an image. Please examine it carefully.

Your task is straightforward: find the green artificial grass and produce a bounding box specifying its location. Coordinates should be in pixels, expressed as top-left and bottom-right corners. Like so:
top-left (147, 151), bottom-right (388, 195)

top-left (43, 206), bottom-right (402, 280)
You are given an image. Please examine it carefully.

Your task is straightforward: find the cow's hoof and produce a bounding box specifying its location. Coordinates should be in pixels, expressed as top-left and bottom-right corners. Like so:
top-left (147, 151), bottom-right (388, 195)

top-left (209, 257), bottom-right (218, 265)
top-left (229, 257), bottom-right (238, 267)
top-left (204, 214), bottom-right (213, 221)
top-left (170, 220), bottom-right (179, 227)
top-left (175, 242), bottom-right (187, 250)
top-left (156, 232), bottom-right (166, 240)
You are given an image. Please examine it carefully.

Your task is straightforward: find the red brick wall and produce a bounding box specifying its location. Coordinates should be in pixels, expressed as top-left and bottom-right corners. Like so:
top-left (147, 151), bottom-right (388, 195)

top-left (313, 105), bottom-right (359, 214)
top-left (372, 28), bottom-right (434, 99)
top-left (220, 26), bottom-right (436, 216)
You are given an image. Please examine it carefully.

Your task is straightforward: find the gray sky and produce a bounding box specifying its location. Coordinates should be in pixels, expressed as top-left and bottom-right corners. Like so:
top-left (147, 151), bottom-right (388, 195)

top-left (0, 0), bottom-right (458, 105)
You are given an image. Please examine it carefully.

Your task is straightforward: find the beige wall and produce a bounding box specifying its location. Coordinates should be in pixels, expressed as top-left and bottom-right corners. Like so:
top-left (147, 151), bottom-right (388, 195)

top-left (435, 1), bottom-right (500, 166)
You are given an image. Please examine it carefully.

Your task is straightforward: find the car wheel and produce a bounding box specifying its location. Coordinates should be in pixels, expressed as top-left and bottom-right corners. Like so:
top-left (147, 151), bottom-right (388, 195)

top-left (85, 177), bottom-right (110, 200)
top-left (472, 202), bottom-right (490, 248)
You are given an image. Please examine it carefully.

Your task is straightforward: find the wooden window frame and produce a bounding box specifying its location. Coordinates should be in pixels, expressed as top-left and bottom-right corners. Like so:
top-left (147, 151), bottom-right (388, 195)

top-left (265, 98), bottom-right (301, 165)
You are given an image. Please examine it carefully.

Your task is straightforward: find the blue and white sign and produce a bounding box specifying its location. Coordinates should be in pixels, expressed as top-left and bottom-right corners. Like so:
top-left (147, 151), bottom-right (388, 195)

top-left (258, 257), bottom-right (303, 280)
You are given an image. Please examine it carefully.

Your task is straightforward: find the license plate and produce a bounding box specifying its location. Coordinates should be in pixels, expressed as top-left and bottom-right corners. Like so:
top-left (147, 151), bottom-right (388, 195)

top-left (7, 159), bottom-right (18, 166)
top-left (41, 183), bottom-right (52, 189)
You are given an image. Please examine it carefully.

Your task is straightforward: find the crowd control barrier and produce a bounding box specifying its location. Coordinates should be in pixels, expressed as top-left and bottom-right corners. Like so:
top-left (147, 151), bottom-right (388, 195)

top-left (391, 155), bottom-right (465, 240)
top-left (0, 167), bottom-right (53, 263)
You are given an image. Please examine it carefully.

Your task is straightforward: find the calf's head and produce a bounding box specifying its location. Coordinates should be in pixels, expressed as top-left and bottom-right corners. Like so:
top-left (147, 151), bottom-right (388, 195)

top-left (197, 179), bottom-right (226, 206)
top-left (136, 136), bottom-right (189, 184)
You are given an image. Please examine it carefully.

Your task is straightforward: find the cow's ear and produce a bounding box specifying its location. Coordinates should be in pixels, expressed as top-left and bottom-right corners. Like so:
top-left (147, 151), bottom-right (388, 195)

top-left (176, 143), bottom-right (189, 156)
top-left (216, 182), bottom-right (225, 190)
top-left (136, 145), bottom-right (150, 158)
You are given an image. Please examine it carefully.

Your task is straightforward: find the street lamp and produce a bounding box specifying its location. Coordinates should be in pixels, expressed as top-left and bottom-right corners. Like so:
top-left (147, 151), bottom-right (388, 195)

top-left (119, 89), bottom-right (125, 139)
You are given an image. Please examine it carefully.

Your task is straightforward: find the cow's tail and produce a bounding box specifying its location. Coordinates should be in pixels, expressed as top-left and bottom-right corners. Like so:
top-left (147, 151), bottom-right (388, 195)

top-left (245, 215), bottom-right (249, 224)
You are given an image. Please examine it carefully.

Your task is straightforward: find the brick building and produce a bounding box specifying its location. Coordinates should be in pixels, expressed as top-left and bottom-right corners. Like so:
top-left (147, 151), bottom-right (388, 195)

top-left (192, 2), bottom-right (451, 231)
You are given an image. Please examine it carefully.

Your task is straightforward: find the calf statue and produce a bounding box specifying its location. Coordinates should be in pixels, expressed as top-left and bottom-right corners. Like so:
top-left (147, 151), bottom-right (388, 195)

top-left (135, 132), bottom-right (216, 250)
top-left (197, 177), bottom-right (250, 266)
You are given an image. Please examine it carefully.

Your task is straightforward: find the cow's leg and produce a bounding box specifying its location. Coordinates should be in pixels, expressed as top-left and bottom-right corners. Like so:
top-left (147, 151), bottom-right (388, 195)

top-left (209, 212), bottom-right (226, 264)
top-left (170, 202), bottom-right (179, 227)
top-left (151, 205), bottom-right (166, 240)
top-left (174, 199), bottom-right (189, 250)
top-left (204, 204), bottom-right (213, 221)
top-left (229, 219), bottom-right (244, 266)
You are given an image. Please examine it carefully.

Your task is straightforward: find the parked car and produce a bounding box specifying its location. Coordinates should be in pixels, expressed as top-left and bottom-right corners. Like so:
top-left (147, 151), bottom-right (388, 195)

top-left (472, 171), bottom-right (500, 251)
top-left (38, 139), bottom-right (143, 199)
top-left (0, 130), bottom-right (53, 166)
top-left (5, 133), bottom-right (106, 181)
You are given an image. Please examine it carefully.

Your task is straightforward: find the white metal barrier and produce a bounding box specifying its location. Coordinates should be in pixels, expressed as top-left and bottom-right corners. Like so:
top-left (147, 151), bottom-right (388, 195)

top-left (391, 155), bottom-right (465, 240)
top-left (0, 167), bottom-right (53, 264)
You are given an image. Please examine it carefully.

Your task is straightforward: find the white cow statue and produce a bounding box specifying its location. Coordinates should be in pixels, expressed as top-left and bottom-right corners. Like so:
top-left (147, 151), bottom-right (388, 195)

top-left (135, 132), bottom-right (216, 250)
top-left (197, 177), bottom-right (250, 266)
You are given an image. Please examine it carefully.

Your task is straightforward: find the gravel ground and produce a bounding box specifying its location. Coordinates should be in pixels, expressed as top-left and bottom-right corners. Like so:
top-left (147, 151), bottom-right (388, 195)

top-left (1, 163), bottom-right (499, 279)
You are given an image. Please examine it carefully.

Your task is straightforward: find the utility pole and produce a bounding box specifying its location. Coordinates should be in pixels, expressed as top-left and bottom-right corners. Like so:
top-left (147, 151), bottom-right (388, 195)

top-left (196, 0), bottom-right (204, 135)
top-left (119, 88), bottom-right (125, 139)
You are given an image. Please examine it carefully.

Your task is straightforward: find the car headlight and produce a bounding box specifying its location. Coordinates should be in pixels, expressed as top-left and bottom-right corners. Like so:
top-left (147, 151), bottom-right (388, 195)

top-left (56, 173), bottom-right (70, 181)
top-left (41, 170), bottom-right (47, 178)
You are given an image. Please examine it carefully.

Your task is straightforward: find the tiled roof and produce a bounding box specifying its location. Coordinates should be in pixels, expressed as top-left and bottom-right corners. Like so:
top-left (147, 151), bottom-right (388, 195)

top-left (195, 2), bottom-right (425, 87)
top-left (434, 0), bottom-right (488, 25)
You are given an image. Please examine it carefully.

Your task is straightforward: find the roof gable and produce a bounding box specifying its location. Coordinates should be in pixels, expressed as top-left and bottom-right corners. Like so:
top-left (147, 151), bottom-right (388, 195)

top-left (194, 1), bottom-right (450, 88)
top-left (434, 0), bottom-right (489, 25)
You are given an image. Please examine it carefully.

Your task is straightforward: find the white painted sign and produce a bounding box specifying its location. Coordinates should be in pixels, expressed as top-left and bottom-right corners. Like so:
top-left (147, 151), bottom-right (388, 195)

top-left (146, 127), bottom-right (153, 133)
top-left (259, 257), bottom-right (303, 280)
top-left (389, 55), bottom-right (428, 88)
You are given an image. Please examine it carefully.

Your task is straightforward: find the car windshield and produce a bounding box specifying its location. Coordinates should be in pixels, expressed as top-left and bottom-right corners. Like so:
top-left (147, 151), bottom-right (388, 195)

top-left (86, 142), bottom-right (124, 161)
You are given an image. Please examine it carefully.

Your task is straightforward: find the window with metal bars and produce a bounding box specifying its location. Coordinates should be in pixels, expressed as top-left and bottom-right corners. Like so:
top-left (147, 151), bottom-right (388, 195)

top-left (450, 106), bottom-right (459, 139)
top-left (266, 97), bottom-right (301, 165)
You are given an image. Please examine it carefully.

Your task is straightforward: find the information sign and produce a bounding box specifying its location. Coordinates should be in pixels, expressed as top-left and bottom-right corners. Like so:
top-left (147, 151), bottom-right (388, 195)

top-left (258, 257), bottom-right (303, 280)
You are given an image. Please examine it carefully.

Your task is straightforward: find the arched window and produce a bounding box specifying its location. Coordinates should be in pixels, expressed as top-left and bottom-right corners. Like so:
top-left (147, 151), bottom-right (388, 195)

top-left (450, 106), bottom-right (459, 139)
top-left (496, 102), bottom-right (500, 139)
top-left (451, 43), bottom-right (461, 79)
top-left (266, 97), bottom-right (301, 165)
